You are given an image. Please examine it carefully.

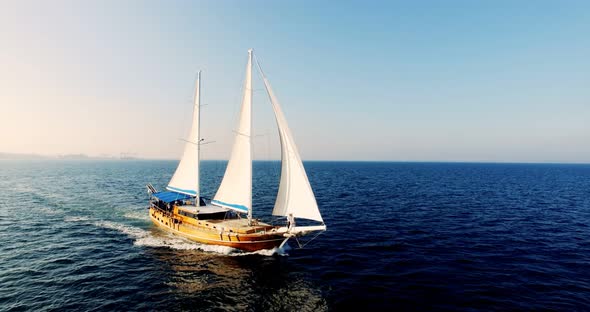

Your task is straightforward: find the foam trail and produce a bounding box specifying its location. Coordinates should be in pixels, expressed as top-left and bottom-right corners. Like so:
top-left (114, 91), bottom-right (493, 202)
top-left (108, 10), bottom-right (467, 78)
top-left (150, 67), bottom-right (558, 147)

top-left (123, 211), bottom-right (150, 221)
top-left (135, 234), bottom-right (237, 254)
top-left (232, 247), bottom-right (285, 257)
top-left (95, 220), bottom-right (148, 238)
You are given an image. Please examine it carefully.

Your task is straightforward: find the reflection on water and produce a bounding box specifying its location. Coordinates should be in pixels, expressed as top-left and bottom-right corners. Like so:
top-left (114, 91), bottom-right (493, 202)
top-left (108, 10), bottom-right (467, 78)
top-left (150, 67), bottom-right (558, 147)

top-left (148, 248), bottom-right (328, 311)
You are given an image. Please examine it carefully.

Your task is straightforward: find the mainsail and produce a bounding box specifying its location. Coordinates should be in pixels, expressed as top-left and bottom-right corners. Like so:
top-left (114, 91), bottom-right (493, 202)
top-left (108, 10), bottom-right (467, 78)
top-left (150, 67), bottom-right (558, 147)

top-left (167, 71), bottom-right (202, 199)
top-left (212, 49), bottom-right (253, 215)
top-left (255, 57), bottom-right (324, 223)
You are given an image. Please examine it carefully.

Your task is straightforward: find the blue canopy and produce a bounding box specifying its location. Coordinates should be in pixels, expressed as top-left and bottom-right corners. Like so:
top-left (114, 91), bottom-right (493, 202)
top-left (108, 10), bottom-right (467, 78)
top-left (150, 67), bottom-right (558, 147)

top-left (153, 191), bottom-right (192, 203)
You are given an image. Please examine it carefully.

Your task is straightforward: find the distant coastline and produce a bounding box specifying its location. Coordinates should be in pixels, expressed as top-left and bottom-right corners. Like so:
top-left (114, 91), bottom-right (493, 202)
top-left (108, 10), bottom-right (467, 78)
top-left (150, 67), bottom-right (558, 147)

top-left (0, 152), bottom-right (50, 160)
top-left (0, 152), bottom-right (140, 160)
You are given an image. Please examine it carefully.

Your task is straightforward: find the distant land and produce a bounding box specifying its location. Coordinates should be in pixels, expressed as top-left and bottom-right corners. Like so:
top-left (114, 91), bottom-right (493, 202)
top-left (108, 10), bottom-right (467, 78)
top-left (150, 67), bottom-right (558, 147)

top-left (0, 152), bottom-right (50, 160)
top-left (0, 152), bottom-right (140, 160)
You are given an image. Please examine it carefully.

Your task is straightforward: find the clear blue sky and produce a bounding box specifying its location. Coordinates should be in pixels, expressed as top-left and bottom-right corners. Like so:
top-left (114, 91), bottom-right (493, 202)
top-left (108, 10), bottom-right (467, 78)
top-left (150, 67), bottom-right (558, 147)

top-left (1, 0), bottom-right (588, 162)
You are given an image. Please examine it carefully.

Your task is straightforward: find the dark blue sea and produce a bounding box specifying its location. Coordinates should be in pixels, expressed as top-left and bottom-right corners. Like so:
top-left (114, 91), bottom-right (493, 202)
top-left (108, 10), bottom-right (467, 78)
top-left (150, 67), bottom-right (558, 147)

top-left (1, 160), bottom-right (590, 311)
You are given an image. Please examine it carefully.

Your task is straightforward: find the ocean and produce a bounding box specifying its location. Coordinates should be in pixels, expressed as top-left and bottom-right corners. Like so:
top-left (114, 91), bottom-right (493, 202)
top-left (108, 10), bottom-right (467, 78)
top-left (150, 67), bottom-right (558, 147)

top-left (1, 160), bottom-right (590, 311)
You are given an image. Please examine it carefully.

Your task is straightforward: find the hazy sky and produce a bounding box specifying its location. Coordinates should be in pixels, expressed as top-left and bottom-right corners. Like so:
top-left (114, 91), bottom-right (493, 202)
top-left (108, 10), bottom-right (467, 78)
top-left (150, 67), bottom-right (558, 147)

top-left (1, 1), bottom-right (589, 162)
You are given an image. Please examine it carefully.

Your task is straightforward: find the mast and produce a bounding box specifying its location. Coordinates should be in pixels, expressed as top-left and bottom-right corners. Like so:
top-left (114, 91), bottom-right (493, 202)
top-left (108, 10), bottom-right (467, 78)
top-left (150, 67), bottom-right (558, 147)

top-left (166, 70), bottom-right (202, 199)
top-left (247, 49), bottom-right (253, 224)
top-left (195, 70), bottom-right (201, 206)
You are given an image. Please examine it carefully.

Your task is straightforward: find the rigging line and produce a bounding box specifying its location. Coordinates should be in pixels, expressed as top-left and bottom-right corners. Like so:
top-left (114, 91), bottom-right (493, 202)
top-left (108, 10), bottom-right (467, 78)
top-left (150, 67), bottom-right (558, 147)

top-left (231, 130), bottom-right (251, 138)
top-left (177, 138), bottom-right (216, 147)
top-left (252, 53), bottom-right (276, 169)
top-left (253, 53), bottom-right (266, 79)
top-left (294, 230), bottom-right (325, 249)
top-left (230, 53), bottom-right (249, 133)
top-left (266, 129), bottom-right (271, 175)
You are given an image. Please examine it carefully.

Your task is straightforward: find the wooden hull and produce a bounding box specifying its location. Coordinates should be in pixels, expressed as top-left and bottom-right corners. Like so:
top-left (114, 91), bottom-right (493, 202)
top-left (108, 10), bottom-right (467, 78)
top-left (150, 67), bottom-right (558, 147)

top-left (149, 207), bottom-right (286, 252)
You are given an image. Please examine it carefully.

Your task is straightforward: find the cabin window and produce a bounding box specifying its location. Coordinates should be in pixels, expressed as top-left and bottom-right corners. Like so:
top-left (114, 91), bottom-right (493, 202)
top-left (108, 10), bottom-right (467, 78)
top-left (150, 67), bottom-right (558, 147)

top-left (179, 211), bottom-right (197, 219)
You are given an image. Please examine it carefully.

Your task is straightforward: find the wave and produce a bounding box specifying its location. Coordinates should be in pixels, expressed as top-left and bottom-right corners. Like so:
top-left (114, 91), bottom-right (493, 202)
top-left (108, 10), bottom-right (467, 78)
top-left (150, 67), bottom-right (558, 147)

top-left (93, 220), bottom-right (284, 256)
top-left (64, 216), bottom-right (91, 222)
top-left (37, 206), bottom-right (64, 215)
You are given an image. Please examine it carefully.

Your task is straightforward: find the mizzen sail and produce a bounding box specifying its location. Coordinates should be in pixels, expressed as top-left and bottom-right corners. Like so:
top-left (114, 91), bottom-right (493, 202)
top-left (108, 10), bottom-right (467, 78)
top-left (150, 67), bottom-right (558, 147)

top-left (167, 71), bottom-right (202, 198)
top-left (212, 50), bottom-right (253, 214)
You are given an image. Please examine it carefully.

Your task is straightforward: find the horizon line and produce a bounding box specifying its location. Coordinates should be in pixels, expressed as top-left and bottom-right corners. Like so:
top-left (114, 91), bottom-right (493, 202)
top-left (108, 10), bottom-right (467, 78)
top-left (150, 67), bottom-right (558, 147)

top-left (1, 152), bottom-right (588, 165)
top-left (1, 157), bottom-right (588, 165)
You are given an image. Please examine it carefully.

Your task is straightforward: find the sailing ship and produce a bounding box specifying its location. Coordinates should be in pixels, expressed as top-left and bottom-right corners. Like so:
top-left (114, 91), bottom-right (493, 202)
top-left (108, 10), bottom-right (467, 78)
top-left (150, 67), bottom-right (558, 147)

top-left (146, 49), bottom-right (326, 252)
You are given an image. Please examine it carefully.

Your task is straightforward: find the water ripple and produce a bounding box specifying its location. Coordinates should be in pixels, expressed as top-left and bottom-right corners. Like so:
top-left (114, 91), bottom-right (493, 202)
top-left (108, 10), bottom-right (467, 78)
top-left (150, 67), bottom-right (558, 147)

top-left (1, 160), bottom-right (590, 310)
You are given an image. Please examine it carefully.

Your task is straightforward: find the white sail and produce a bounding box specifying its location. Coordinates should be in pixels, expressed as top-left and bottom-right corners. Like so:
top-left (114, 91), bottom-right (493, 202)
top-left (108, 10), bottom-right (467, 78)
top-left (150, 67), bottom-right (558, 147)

top-left (167, 71), bottom-right (202, 198)
top-left (255, 57), bottom-right (324, 223)
top-left (212, 50), bottom-right (253, 214)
